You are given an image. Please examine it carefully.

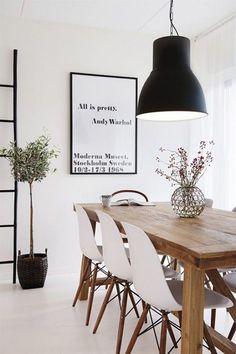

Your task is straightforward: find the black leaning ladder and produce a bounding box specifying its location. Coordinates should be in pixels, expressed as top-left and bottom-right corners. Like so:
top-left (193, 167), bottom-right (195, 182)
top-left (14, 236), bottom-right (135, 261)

top-left (0, 49), bottom-right (18, 283)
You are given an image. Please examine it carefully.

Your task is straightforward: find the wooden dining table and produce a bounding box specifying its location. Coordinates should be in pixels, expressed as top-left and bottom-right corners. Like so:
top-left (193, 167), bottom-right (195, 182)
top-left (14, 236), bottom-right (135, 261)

top-left (75, 202), bottom-right (236, 354)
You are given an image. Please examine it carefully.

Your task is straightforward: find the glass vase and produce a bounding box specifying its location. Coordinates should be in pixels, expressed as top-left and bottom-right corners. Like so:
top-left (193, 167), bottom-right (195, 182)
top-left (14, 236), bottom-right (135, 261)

top-left (171, 186), bottom-right (205, 218)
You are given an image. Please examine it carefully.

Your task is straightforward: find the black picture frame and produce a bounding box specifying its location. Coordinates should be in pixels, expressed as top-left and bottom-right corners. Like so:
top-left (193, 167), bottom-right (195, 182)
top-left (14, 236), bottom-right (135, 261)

top-left (70, 72), bottom-right (137, 175)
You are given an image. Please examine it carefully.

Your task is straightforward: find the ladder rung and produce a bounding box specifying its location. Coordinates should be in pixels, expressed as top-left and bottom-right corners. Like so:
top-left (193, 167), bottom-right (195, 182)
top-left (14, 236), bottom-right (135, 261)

top-left (0, 260), bottom-right (14, 264)
top-left (0, 119), bottom-right (14, 123)
top-left (0, 225), bottom-right (14, 228)
top-left (0, 84), bottom-right (14, 88)
top-left (0, 190), bottom-right (15, 193)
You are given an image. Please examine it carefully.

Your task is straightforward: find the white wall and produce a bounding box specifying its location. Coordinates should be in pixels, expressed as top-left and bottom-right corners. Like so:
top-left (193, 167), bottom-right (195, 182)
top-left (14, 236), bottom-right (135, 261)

top-left (0, 17), bottom-right (189, 279)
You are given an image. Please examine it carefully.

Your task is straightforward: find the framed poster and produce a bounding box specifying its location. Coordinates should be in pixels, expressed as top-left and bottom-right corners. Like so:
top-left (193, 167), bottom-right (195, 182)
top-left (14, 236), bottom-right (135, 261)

top-left (70, 72), bottom-right (137, 174)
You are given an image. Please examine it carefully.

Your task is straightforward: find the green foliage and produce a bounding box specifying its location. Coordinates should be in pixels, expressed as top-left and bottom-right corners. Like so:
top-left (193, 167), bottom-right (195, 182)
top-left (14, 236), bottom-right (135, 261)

top-left (0, 134), bottom-right (59, 258)
top-left (0, 135), bottom-right (59, 184)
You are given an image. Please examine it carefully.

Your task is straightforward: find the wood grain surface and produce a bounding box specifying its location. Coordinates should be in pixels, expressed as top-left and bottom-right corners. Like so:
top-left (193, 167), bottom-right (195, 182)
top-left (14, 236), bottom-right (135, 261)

top-left (78, 202), bottom-right (236, 269)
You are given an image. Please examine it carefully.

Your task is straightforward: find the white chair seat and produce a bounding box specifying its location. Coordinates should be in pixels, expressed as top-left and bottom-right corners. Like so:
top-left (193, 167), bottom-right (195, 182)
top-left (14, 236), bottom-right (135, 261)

top-left (162, 265), bottom-right (180, 279)
top-left (223, 272), bottom-right (236, 293)
top-left (166, 280), bottom-right (233, 311)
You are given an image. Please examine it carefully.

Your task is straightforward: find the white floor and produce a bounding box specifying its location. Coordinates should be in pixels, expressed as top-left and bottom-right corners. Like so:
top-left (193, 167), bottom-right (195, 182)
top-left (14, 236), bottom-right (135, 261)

top-left (0, 273), bottom-right (233, 354)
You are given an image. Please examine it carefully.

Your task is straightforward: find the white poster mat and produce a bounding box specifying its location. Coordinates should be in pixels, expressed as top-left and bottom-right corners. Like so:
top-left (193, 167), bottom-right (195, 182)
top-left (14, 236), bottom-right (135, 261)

top-left (71, 73), bottom-right (137, 174)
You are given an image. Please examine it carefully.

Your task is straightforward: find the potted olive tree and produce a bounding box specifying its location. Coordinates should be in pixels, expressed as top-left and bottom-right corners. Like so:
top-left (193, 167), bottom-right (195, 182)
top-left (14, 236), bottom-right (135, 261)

top-left (0, 134), bottom-right (58, 289)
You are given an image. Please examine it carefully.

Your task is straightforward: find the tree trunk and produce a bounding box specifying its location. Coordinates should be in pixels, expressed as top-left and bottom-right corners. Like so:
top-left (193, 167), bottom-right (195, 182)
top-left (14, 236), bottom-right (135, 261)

top-left (29, 182), bottom-right (34, 258)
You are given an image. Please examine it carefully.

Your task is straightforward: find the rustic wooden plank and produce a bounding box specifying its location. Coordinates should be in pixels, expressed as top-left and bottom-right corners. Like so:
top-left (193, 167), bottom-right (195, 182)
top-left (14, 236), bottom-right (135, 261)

top-left (181, 264), bottom-right (205, 354)
top-left (80, 203), bottom-right (236, 269)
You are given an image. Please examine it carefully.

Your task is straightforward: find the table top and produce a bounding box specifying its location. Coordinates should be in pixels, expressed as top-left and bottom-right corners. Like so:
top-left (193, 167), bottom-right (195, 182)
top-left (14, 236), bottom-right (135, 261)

top-left (77, 202), bottom-right (236, 270)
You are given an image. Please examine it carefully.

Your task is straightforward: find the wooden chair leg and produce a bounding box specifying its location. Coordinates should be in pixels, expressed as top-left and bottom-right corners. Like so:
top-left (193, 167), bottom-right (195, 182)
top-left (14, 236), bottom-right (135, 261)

top-left (142, 300), bottom-right (148, 323)
top-left (85, 263), bottom-right (98, 326)
top-left (228, 322), bottom-right (236, 340)
top-left (93, 277), bottom-right (116, 333)
top-left (159, 312), bottom-right (167, 354)
top-left (173, 258), bottom-right (178, 271)
top-left (72, 259), bottom-right (91, 307)
top-left (115, 282), bottom-right (122, 309)
top-left (166, 313), bottom-right (178, 348)
top-left (203, 322), bottom-right (217, 354)
top-left (178, 311), bottom-right (182, 328)
top-left (105, 271), bottom-right (111, 289)
top-left (127, 286), bottom-right (139, 318)
top-left (125, 304), bottom-right (150, 354)
top-left (116, 284), bottom-right (128, 354)
top-left (211, 309), bottom-right (216, 329)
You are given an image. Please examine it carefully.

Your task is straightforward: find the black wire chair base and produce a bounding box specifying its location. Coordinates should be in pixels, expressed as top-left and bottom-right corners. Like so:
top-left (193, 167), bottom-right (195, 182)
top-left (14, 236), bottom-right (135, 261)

top-left (137, 307), bottom-right (181, 354)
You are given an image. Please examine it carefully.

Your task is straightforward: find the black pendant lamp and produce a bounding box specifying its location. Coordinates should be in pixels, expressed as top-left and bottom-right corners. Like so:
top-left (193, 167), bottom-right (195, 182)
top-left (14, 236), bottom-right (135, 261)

top-left (137, 0), bottom-right (207, 121)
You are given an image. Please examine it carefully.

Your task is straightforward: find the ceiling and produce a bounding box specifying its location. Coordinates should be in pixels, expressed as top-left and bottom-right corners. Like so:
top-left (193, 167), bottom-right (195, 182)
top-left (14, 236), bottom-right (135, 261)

top-left (1, 0), bottom-right (236, 38)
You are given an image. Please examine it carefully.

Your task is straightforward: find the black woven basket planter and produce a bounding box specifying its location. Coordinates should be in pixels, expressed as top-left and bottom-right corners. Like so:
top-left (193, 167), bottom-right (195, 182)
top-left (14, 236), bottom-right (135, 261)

top-left (17, 250), bottom-right (48, 289)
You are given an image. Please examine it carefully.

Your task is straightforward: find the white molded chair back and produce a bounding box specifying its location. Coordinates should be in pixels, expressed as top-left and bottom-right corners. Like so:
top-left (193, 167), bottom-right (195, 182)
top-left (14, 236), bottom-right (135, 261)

top-left (96, 210), bottom-right (132, 282)
top-left (205, 198), bottom-right (213, 208)
top-left (122, 222), bottom-right (182, 312)
top-left (74, 205), bottom-right (103, 263)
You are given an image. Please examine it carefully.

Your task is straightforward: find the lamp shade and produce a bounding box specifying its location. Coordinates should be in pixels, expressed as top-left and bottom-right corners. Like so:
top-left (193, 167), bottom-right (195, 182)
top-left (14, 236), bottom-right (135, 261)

top-left (137, 36), bottom-right (207, 121)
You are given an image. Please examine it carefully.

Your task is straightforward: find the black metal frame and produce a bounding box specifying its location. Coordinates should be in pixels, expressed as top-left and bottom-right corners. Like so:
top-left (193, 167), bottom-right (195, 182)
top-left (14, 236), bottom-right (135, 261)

top-left (70, 72), bottom-right (137, 175)
top-left (0, 49), bottom-right (18, 283)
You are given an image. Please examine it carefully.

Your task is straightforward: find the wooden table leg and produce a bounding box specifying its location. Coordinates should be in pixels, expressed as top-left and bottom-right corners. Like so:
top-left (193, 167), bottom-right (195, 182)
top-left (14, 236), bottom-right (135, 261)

top-left (181, 263), bottom-right (205, 354)
top-left (78, 219), bottom-right (97, 301)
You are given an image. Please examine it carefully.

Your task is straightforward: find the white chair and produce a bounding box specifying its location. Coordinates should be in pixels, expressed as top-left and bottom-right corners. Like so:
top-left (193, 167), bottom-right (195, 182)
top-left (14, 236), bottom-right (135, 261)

top-left (93, 210), bottom-right (180, 354)
top-left (205, 198), bottom-right (213, 208)
top-left (93, 210), bottom-right (138, 354)
top-left (222, 272), bottom-right (236, 340)
top-left (72, 205), bottom-right (104, 326)
top-left (122, 222), bottom-right (233, 354)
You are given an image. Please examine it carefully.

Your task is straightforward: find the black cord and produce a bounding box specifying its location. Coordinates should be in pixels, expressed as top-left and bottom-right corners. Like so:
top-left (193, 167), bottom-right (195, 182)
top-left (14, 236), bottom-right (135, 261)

top-left (169, 0), bottom-right (179, 36)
